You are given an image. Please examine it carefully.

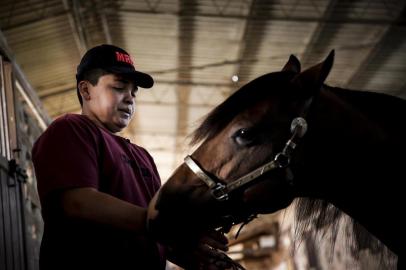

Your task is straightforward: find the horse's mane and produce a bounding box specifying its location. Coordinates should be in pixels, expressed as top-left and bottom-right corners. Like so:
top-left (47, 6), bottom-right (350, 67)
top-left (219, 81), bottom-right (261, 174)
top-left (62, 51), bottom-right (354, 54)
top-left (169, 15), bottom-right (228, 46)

top-left (329, 86), bottom-right (406, 135)
top-left (190, 74), bottom-right (399, 267)
top-left (294, 87), bottom-right (401, 267)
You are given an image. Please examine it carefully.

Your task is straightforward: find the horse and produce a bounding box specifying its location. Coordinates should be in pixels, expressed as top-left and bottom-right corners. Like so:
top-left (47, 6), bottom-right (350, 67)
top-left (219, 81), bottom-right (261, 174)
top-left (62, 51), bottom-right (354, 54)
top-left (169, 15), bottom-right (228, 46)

top-left (147, 51), bottom-right (404, 269)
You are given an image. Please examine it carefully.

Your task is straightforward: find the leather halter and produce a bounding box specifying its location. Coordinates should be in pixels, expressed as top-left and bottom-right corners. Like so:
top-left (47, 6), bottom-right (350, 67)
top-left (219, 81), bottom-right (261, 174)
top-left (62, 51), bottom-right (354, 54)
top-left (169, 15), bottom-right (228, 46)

top-left (184, 116), bottom-right (308, 201)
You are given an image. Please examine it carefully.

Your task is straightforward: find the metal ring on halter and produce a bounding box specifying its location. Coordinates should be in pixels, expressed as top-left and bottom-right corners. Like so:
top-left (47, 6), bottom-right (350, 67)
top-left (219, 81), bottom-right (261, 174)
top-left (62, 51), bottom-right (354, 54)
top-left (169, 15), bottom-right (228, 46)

top-left (274, 153), bottom-right (290, 168)
top-left (290, 117), bottom-right (308, 138)
top-left (211, 182), bottom-right (229, 201)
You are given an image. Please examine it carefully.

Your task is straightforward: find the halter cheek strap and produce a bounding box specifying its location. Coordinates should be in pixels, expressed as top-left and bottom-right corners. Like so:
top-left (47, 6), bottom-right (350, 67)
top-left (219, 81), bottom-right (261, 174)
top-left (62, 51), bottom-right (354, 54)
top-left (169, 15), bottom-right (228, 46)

top-left (184, 156), bottom-right (217, 189)
top-left (184, 116), bottom-right (308, 201)
top-left (184, 156), bottom-right (230, 201)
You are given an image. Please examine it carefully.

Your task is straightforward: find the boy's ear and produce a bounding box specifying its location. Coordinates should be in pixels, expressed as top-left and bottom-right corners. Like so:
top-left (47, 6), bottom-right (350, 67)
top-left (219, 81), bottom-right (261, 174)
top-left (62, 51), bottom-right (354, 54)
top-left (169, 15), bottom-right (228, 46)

top-left (78, 81), bottom-right (91, 101)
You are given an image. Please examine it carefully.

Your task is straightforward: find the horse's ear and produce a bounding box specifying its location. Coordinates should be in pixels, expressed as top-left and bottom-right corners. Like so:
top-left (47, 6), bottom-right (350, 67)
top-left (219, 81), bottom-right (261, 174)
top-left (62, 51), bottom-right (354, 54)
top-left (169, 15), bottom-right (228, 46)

top-left (282, 54), bottom-right (301, 73)
top-left (290, 50), bottom-right (334, 98)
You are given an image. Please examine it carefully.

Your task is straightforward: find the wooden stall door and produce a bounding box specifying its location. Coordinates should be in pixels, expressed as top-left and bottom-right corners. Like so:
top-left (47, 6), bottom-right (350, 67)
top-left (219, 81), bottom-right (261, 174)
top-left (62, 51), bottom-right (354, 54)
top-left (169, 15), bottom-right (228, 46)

top-left (0, 56), bottom-right (28, 270)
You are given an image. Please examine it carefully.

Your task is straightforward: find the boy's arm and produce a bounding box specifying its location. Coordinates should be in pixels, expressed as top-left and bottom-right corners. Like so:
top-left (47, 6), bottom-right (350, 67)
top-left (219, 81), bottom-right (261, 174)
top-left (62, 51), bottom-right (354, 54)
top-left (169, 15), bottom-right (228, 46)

top-left (60, 187), bottom-right (147, 233)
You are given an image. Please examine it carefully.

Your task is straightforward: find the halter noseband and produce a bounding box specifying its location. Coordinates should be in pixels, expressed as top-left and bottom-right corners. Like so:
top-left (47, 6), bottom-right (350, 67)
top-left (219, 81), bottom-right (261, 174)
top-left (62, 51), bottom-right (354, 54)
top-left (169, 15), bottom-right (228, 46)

top-left (184, 116), bottom-right (308, 201)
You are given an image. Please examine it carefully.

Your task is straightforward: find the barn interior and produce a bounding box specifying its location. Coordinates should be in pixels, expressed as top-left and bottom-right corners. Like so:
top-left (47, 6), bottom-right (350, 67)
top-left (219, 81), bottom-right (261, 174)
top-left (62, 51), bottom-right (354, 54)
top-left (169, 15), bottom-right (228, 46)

top-left (0, 0), bottom-right (404, 269)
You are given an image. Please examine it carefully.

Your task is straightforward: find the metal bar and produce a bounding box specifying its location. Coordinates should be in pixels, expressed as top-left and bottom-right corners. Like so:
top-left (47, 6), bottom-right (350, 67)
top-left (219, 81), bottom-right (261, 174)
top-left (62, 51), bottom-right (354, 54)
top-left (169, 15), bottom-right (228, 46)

top-left (345, 5), bottom-right (406, 89)
top-left (0, 167), bottom-right (13, 269)
top-left (3, 62), bottom-right (18, 160)
top-left (52, 99), bottom-right (218, 118)
top-left (117, 8), bottom-right (403, 25)
top-left (0, 57), bottom-right (6, 157)
top-left (3, 6), bottom-right (403, 32)
top-left (61, 0), bottom-right (87, 55)
top-left (3, 62), bottom-right (17, 160)
top-left (8, 181), bottom-right (20, 269)
top-left (99, 8), bottom-right (113, 44)
top-left (1, 11), bottom-right (68, 31)
top-left (72, 0), bottom-right (88, 51)
top-left (232, 0), bottom-right (273, 86)
top-left (16, 172), bottom-right (28, 270)
top-left (173, 0), bottom-right (197, 167)
top-left (39, 80), bottom-right (234, 99)
top-left (15, 82), bottom-right (48, 131)
top-left (0, 146), bottom-right (7, 270)
top-left (300, 0), bottom-right (339, 66)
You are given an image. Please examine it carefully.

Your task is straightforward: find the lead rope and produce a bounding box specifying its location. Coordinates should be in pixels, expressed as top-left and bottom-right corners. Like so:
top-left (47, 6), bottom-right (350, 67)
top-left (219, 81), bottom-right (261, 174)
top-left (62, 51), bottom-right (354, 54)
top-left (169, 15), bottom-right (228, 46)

top-left (229, 259), bottom-right (246, 270)
top-left (234, 214), bottom-right (257, 239)
top-left (211, 214), bottom-right (257, 270)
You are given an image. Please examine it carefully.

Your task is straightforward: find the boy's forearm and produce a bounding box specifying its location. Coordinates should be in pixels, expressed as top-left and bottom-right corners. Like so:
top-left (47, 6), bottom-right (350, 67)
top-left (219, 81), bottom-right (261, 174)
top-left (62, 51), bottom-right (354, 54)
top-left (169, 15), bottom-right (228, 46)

top-left (61, 187), bottom-right (147, 233)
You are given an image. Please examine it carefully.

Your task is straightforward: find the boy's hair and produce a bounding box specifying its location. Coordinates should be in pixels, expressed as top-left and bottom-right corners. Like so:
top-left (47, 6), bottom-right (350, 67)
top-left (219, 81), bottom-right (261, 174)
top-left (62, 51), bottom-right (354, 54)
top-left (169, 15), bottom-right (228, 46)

top-left (76, 68), bottom-right (110, 106)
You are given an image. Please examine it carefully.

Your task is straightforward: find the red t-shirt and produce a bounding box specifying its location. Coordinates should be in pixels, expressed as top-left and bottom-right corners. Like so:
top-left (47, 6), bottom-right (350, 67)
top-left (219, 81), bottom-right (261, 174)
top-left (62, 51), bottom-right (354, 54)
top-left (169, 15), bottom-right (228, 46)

top-left (32, 114), bottom-right (165, 269)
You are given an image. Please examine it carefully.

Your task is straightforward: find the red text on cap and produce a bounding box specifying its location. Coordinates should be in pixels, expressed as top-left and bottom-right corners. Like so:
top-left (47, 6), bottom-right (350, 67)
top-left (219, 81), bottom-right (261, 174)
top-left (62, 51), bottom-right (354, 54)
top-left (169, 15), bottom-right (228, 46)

top-left (115, 52), bottom-right (133, 65)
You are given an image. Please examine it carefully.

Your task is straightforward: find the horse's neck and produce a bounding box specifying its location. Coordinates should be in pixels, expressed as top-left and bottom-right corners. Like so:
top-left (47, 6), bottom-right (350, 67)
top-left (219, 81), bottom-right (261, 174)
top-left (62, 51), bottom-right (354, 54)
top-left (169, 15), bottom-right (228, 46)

top-left (316, 89), bottom-right (386, 141)
top-left (303, 89), bottom-right (387, 175)
top-left (296, 88), bottom-right (404, 255)
top-left (303, 88), bottom-right (405, 194)
top-left (303, 87), bottom-right (403, 181)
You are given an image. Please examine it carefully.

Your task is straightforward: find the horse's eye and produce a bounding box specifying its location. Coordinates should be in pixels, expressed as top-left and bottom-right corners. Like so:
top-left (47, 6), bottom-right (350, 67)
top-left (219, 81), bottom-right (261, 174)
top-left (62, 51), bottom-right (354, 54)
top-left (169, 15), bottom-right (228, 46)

top-left (233, 128), bottom-right (255, 146)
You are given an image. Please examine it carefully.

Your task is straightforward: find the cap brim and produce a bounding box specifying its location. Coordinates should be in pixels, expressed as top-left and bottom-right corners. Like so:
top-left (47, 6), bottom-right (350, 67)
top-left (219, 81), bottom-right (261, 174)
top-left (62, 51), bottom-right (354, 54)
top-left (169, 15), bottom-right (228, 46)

top-left (107, 67), bottom-right (154, 89)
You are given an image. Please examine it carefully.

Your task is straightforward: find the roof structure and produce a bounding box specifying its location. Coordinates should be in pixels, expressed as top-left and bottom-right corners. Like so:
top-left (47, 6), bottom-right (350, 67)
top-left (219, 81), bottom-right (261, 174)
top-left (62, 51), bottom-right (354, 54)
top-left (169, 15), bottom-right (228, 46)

top-left (1, 0), bottom-right (405, 180)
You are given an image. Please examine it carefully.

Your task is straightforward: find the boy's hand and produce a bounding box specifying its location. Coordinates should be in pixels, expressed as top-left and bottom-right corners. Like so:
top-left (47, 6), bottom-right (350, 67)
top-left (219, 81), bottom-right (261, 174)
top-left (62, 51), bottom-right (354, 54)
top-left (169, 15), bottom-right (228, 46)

top-left (168, 230), bottom-right (241, 270)
top-left (147, 184), bottom-right (209, 243)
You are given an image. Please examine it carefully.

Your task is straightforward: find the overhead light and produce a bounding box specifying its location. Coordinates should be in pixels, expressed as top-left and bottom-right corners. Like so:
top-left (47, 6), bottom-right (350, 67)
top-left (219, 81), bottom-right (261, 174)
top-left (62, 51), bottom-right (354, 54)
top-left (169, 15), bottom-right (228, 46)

top-left (231, 75), bottom-right (239, 82)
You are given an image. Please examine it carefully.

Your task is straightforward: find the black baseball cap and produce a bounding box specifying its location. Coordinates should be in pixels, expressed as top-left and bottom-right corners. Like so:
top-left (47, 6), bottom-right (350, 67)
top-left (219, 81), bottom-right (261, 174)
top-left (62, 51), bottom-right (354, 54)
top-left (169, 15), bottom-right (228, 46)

top-left (76, 44), bottom-right (154, 88)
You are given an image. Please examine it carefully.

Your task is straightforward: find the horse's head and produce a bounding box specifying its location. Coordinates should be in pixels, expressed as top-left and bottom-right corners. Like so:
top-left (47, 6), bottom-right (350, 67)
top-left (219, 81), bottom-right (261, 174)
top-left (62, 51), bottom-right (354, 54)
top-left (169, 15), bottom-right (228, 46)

top-left (147, 51), bottom-right (335, 244)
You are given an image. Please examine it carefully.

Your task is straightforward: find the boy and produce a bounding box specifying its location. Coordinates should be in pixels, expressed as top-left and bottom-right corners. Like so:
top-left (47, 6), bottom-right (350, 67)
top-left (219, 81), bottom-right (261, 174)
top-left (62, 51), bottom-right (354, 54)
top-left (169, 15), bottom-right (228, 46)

top-left (32, 44), bottom-right (230, 269)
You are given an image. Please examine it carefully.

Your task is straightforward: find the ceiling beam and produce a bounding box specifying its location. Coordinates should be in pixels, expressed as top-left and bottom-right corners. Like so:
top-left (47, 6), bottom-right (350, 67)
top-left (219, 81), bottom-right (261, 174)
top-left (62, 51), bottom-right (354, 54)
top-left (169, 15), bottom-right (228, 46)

top-left (47, 98), bottom-right (218, 117)
top-left (173, 0), bottom-right (197, 168)
top-left (116, 8), bottom-right (404, 25)
top-left (1, 10), bottom-right (68, 31)
top-left (300, 0), bottom-right (339, 67)
top-left (51, 0), bottom-right (116, 116)
top-left (98, 2), bottom-right (113, 44)
top-left (0, 30), bottom-right (51, 129)
top-left (38, 80), bottom-right (234, 100)
top-left (4, 5), bottom-right (404, 32)
top-left (232, 0), bottom-right (274, 88)
top-left (345, 5), bottom-right (406, 91)
top-left (153, 80), bottom-right (233, 88)
top-left (61, 0), bottom-right (88, 55)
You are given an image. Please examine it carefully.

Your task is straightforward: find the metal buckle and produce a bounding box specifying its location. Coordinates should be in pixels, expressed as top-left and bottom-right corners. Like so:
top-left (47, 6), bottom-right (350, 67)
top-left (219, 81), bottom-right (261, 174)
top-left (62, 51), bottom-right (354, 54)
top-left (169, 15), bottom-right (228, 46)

top-left (211, 183), bottom-right (229, 201)
top-left (274, 153), bottom-right (290, 168)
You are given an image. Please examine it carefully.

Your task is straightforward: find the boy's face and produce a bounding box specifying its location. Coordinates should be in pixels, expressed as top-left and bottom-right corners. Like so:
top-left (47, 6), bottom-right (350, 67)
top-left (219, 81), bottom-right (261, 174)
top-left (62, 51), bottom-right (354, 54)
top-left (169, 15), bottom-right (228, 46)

top-left (81, 74), bottom-right (138, 133)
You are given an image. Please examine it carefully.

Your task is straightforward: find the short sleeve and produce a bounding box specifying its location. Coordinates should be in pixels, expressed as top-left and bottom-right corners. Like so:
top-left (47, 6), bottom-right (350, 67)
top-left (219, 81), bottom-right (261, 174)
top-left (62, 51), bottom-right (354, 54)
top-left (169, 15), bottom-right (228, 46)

top-left (32, 115), bottom-right (100, 203)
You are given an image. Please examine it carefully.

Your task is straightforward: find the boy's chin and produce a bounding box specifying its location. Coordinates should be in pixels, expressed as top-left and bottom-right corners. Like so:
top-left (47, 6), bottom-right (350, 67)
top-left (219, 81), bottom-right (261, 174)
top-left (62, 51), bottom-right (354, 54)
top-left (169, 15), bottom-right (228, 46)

top-left (106, 122), bottom-right (128, 133)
